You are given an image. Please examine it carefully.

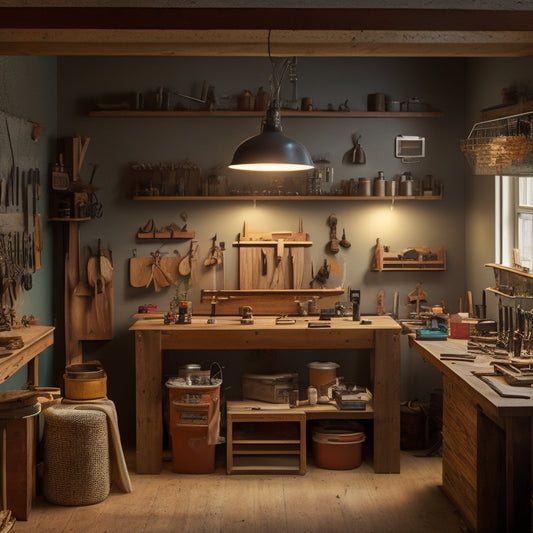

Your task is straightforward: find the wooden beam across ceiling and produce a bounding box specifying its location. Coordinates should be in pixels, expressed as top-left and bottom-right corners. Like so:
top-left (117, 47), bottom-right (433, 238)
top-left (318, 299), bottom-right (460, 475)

top-left (1, 7), bottom-right (533, 57)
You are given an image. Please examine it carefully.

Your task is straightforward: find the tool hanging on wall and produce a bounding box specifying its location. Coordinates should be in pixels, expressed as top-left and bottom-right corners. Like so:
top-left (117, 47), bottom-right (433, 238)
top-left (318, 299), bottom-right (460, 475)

top-left (203, 234), bottom-right (223, 267)
top-left (129, 249), bottom-right (181, 291)
top-left (339, 229), bottom-right (351, 248)
top-left (312, 259), bottom-right (330, 287)
top-left (327, 214), bottom-right (339, 253)
top-left (351, 133), bottom-right (366, 164)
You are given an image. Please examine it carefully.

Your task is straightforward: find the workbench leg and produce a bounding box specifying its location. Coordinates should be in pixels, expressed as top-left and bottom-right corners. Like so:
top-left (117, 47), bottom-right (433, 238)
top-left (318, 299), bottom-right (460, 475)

top-left (27, 357), bottom-right (38, 388)
top-left (226, 412), bottom-right (233, 474)
top-left (505, 416), bottom-right (531, 533)
top-left (0, 422), bottom-right (5, 510)
top-left (372, 330), bottom-right (401, 473)
top-left (135, 330), bottom-right (162, 474)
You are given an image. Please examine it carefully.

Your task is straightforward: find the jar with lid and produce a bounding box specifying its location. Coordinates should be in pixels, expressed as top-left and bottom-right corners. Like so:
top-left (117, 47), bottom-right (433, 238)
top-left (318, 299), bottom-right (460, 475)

top-left (307, 385), bottom-right (318, 406)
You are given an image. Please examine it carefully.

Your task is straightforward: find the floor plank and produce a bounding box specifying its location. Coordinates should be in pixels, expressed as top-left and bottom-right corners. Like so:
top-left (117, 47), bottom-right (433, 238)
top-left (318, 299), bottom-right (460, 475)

top-left (13, 449), bottom-right (466, 533)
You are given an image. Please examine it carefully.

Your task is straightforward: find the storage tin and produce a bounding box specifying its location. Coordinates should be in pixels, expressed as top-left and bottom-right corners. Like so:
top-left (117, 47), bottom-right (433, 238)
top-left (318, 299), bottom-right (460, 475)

top-left (242, 373), bottom-right (299, 404)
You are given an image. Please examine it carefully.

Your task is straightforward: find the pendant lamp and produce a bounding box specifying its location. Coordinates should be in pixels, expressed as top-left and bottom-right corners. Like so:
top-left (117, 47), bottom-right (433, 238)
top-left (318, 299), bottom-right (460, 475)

top-left (229, 33), bottom-right (314, 172)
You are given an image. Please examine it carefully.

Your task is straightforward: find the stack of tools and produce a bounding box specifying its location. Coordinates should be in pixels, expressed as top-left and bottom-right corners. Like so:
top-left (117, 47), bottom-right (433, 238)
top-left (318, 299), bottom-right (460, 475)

top-left (497, 301), bottom-right (533, 358)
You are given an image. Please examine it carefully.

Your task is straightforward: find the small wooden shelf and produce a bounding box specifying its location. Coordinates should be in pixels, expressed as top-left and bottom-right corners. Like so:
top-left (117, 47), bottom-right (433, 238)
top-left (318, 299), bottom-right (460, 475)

top-left (485, 287), bottom-right (533, 299)
top-left (372, 239), bottom-right (446, 271)
top-left (480, 100), bottom-right (533, 121)
top-left (133, 195), bottom-right (442, 202)
top-left (90, 109), bottom-right (444, 118)
top-left (485, 263), bottom-right (533, 299)
top-left (136, 230), bottom-right (195, 240)
top-left (49, 217), bottom-right (92, 222)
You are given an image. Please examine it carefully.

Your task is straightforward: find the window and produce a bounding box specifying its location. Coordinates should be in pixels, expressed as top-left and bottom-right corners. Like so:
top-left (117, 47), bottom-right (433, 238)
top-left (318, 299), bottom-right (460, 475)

top-left (517, 176), bottom-right (533, 270)
top-left (496, 175), bottom-right (533, 270)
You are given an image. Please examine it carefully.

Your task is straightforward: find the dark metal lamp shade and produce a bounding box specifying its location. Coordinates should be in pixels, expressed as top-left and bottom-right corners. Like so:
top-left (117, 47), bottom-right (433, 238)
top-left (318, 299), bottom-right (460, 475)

top-left (229, 107), bottom-right (314, 172)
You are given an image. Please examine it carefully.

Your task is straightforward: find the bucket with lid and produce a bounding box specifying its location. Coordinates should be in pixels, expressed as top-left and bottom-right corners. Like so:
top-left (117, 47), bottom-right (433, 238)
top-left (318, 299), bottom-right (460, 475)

top-left (312, 421), bottom-right (366, 470)
top-left (307, 361), bottom-right (339, 403)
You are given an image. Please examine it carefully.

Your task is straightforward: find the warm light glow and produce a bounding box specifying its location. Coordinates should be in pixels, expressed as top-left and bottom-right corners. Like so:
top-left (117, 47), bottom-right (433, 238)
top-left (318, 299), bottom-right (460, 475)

top-left (228, 162), bottom-right (314, 171)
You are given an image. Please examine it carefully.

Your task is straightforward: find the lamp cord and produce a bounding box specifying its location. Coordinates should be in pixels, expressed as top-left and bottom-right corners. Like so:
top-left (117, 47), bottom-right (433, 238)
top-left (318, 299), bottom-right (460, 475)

top-left (267, 29), bottom-right (290, 107)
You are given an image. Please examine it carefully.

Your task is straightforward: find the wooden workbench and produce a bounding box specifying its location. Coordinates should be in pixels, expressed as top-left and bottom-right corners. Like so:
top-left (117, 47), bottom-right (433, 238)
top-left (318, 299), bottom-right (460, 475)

top-left (0, 325), bottom-right (54, 386)
top-left (130, 315), bottom-right (401, 475)
top-left (409, 335), bottom-right (533, 533)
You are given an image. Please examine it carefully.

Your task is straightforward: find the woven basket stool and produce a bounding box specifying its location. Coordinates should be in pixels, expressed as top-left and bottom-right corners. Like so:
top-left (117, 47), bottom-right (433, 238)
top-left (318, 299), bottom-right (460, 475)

top-left (43, 404), bottom-right (110, 506)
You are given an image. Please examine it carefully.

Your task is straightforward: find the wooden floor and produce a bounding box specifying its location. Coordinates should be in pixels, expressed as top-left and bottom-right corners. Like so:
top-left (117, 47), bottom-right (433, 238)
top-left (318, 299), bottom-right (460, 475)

top-left (13, 449), bottom-right (466, 533)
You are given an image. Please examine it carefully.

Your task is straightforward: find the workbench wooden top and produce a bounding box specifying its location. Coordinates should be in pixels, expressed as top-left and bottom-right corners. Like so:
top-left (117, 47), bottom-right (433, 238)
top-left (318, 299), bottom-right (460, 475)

top-left (130, 314), bottom-right (401, 331)
top-left (0, 325), bottom-right (54, 384)
top-left (409, 334), bottom-right (533, 419)
top-left (130, 315), bottom-right (401, 351)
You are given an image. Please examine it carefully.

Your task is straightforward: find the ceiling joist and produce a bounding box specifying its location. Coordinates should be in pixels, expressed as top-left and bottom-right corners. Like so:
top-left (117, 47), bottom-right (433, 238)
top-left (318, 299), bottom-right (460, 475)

top-left (1, 7), bottom-right (533, 57)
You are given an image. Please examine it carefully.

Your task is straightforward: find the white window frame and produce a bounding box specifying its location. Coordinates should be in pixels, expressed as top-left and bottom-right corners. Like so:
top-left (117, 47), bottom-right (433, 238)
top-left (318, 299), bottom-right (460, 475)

top-left (496, 174), bottom-right (533, 268)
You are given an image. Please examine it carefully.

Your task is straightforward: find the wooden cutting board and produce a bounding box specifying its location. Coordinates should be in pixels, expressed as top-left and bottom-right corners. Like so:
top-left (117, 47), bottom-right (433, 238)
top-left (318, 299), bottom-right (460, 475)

top-left (129, 255), bottom-right (181, 288)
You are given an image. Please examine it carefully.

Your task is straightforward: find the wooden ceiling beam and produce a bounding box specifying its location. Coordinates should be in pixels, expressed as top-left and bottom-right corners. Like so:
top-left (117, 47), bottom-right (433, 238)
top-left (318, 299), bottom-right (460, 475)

top-left (1, 7), bottom-right (533, 32)
top-left (2, 8), bottom-right (533, 57)
top-left (2, 29), bottom-right (533, 57)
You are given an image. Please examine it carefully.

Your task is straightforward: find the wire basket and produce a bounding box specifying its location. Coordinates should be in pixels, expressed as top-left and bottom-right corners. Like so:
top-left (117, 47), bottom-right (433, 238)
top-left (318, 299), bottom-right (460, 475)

top-left (460, 113), bottom-right (533, 174)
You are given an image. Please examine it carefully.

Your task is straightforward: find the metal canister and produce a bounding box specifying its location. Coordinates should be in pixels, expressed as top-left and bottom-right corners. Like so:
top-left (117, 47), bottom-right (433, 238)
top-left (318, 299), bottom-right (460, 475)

top-left (373, 172), bottom-right (386, 196)
top-left (385, 180), bottom-right (397, 196)
top-left (399, 180), bottom-right (413, 196)
top-left (357, 178), bottom-right (372, 196)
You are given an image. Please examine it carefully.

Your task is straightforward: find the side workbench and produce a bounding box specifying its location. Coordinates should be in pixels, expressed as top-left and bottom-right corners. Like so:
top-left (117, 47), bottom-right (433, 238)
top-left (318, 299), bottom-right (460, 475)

top-left (130, 315), bottom-right (401, 475)
top-left (0, 325), bottom-right (54, 520)
top-left (409, 334), bottom-right (533, 533)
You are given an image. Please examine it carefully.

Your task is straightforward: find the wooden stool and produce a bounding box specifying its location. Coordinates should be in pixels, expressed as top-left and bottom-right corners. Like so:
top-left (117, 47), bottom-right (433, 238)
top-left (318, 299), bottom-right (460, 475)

top-left (0, 391), bottom-right (42, 521)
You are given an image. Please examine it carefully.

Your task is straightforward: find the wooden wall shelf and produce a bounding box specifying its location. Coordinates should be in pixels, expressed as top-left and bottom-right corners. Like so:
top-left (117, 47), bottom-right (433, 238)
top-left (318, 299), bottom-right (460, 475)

top-left (372, 239), bottom-right (446, 271)
top-left (133, 195), bottom-right (442, 202)
top-left (90, 109), bottom-right (444, 118)
top-left (485, 263), bottom-right (533, 299)
top-left (480, 100), bottom-right (533, 122)
top-left (136, 230), bottom-right (195, 240)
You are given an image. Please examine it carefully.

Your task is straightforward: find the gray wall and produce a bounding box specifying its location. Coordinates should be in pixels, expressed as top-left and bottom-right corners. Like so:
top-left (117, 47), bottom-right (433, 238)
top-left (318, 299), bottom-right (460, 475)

top-left (56, 56), bottom-right (467, 441)
top-left (0, 56), bottom-right (57, 389)
top-left (7, 54), bottom-right (529, 444)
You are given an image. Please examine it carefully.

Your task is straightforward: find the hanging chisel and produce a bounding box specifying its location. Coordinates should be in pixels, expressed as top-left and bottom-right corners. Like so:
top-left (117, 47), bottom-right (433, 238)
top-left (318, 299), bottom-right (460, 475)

top-left (0, 178), bottom-right (5, 213)
top-left (27, 170), bottom-right (34, 239)
top-left (15, 167), bottom-right (20, 212)
top-left (5, 118), bottom-right (15, 213)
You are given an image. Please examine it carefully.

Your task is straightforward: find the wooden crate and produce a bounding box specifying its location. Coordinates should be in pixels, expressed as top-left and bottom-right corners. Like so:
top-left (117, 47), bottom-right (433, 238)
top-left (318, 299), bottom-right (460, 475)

top-left (226, 401), bottom-right (306, 475)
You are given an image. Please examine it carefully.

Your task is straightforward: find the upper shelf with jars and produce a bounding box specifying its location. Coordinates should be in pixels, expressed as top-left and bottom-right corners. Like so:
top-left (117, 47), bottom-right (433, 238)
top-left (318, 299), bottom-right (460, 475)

top-left (89, 109), bottom-right (444, 118)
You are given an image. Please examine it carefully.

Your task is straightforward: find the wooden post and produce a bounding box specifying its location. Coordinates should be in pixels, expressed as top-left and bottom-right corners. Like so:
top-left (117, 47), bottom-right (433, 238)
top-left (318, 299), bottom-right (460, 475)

top-left (64, 222), bottom-right (82, 366)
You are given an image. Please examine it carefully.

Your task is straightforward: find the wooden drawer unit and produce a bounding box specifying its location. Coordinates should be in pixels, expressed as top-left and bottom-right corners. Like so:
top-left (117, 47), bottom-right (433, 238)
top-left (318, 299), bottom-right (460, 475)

top-left (226, 401), bottom-right (306, 475)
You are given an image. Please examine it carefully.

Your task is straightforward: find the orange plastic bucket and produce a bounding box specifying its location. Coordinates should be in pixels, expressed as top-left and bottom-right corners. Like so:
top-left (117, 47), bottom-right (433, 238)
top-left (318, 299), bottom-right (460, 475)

top-left (170, 424), bottom-right (215, 474)
top-left (312, 424), bottom-right (366, 470)
top-left (166, 383), bottom-right (220, 474)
